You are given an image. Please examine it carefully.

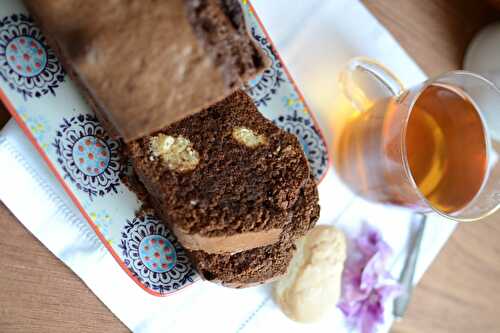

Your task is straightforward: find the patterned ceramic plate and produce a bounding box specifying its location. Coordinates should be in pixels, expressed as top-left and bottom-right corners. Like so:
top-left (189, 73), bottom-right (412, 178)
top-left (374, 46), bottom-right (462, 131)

top-left (0, 0), bottom-right (330, 296)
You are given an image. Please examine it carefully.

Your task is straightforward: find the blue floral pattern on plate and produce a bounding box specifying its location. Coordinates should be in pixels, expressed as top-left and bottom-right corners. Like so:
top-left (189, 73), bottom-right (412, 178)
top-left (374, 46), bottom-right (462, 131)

top-left (0, 13), bottom-right (64, 99)
top-left (53, 114), bottom-right (123, 199)
top-left (119, 215), bottom-right (197, 295)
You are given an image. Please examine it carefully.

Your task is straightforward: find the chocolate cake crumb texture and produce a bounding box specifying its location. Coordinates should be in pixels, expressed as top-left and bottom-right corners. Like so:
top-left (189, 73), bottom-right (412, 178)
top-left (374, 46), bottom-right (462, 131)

top-left (128, 90), bottom-right (310, 239)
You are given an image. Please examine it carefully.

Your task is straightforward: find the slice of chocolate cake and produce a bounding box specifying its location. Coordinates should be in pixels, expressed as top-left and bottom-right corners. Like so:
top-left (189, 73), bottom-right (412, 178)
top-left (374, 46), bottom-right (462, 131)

top-left (122, 156), bottom-right (319, 287)
top-left (189, 177), bottom-right (320, 287)
top-left (127, 90), bottom-right (311, 254)
top-left (24, 0), bottom-right (268, 141)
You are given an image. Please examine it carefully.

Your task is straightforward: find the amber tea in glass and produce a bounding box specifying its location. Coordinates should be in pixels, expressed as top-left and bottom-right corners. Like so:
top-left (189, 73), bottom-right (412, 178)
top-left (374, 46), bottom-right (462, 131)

top-left (335, 58), bottom-right (500, 222)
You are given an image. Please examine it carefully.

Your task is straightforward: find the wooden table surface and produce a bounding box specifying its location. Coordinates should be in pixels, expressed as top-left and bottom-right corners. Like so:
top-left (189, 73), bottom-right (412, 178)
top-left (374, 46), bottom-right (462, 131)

top-left (1, 1), bottom-right (500, 332)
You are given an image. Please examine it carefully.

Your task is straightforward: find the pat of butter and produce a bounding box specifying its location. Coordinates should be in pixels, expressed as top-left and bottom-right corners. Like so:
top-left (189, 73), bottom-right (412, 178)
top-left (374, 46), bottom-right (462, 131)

top-left (274, 225), bottom-right (347, 323)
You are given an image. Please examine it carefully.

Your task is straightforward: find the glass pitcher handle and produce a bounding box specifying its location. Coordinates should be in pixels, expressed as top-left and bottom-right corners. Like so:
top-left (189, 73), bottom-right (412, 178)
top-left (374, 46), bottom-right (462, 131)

top-left (339, 57), bottom-right (405, 112)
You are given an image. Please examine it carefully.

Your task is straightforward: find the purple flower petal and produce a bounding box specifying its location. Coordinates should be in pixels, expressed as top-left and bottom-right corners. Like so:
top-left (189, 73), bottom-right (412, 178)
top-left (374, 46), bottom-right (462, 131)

top-left (338, 222), bottom-right (401, 333)
top-left (360, 252), bottom-right (389, 289)
top-left (377, 283), bottom-right (403, 301)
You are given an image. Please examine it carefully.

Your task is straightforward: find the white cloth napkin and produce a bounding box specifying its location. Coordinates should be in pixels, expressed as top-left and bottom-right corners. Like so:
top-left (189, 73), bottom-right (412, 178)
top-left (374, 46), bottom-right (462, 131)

top-left (0, 1), bottom-right (457, 332)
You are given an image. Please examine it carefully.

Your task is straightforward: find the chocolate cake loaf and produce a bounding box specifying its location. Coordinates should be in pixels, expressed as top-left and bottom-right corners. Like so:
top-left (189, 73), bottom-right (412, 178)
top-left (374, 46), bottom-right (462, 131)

top-left (26, 0), bottom-right (322, 288)
top-left (189, 177), bottom-right (320, 287)
top-left (128, 90), bottom-right (311, 254)
top-left (24, 0), bottom-right (268, 141)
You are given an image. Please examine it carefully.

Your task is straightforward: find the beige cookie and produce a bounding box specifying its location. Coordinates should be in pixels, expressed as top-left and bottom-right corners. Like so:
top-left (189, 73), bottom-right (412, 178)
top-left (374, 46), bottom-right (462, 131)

top-left (274, 225), bottom-right (347, 323)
